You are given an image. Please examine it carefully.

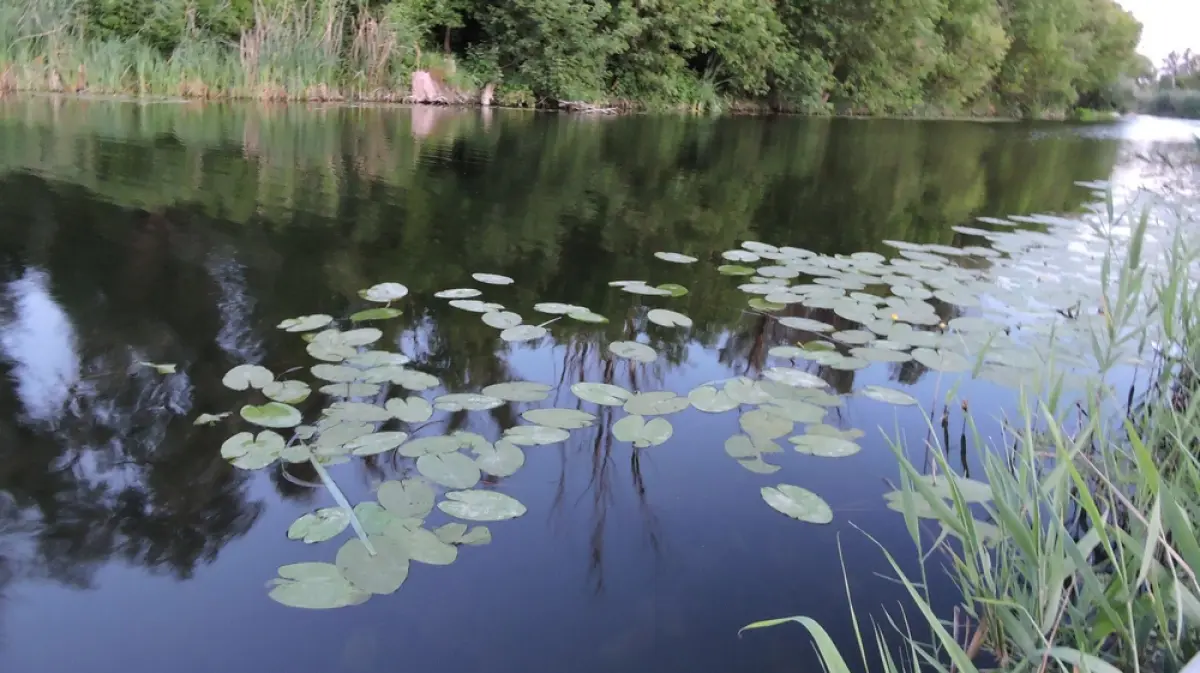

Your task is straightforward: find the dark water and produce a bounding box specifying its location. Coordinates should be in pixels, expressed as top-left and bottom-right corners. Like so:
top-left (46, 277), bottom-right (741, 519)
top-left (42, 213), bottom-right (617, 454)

top-left (0, 97), bottom-right (1193, 673)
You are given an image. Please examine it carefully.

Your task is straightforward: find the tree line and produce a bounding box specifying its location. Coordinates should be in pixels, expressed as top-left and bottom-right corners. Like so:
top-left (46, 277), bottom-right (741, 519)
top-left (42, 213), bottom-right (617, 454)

top-left (1137, 49), bottom-right (1200, 119)
top-left (2, 0), bottom-right (1145, 116)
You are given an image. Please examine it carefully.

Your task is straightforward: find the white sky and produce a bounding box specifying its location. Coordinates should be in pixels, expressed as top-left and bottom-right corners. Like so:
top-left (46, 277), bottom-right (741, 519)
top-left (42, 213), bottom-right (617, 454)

top-left (1116, 0), bottom-right (1200, 67)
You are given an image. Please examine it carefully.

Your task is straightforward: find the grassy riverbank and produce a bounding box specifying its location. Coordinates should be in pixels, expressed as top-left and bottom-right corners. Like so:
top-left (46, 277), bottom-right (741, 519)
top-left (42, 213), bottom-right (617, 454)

top-left (745, 172), bottom-right (1200, 671)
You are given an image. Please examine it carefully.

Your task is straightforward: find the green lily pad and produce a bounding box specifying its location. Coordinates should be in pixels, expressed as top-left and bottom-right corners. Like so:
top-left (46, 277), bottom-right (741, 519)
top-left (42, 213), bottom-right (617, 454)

top-left (850, 347), bottom-right (913, 363)
top-left (386, 396), bottom-right (434, 422)
top-left (475, 439), bottom-right (525, 477)
top-left (336, 536), bottom-right (410, 594)
top-left (365, 367), bottom-right (439, 391)
top-left (724, 433), bottom-right (767, 459)
top-left (722, 250), bottom-right (760, 263)
top-left (435, 523), bottom-right (492, 546)
top-left (320, 383), bottom-right (382, 397)
top-left (761, 484), bottom-right (833, 524)
top-left (438, 490), bottom-right (527, 522)
top-left (688, 385), bottom-right (739, 413)
top-left (806, 424), bottom-right (865, 440)
top-left (790, 435), bottom-right (860, 457)
top-left (221, 430), bottom-right (285, 469)
top-left (657, 283), bottom-right (689, 297)
top-left (278, 314), bottom-right (334, 332)
top-left (449, 299), bottom-right (497, 313)
top-left (534, 302), bottom-right (585, 314)
top-left (347, 351), bottom-right (410, 367)
top-left (760, 399), bottom-right (826, 423)
top-left (503, 425), bottom-right (570, 446)
top-left (268, 562), bottom-right (369, 609)
top-left (739, 409), bottom-right (793, 440)
top-left (472, 273), bottom-right (513, 285)
top-left (482, 381), bottom-right (552, 403)
top-left (482, 311), bottom-right (523, 329)
top-left (567, 309), bottom-right (609, 323)
top-left (623, 391), bottom-right (690, 415)
top-left (724, 377), bottom-right (772, 405)
top-left (654, 252), bottom-right (697, 263)
top-left (737, 456), bottom-right (782, 474)
top-left (222, 364), bottom-right (274, 391)
top-left (263, 380), bottom-right (312, 404)
top-left (324, 401), bottom-right (391, 423)
top-left (911, 347), bottom-right (971, 373)
top-left (762, 367), bottom-right (826, 388)
top-left (350, 307), bottom-right (403, 322)
top-left (743, 241), bottom-right (778, 253)
top-left (377, 479), bottom-right (434, 518)
top-left (500, 325), bottom-right (547, 342)
top-left (522, 408), bottom-right (596, 429)
top-left (571, 382), bottom-right (633, 406)
top-left (313, 421), bottom-right (375, 452)
top-left (718, 264), bottom-right (756, 276)
top-left (611, 414), bottom-right (673, 448)
top-left (748, 298), bottom-right (786, 312)
top-left (288, 507), bottom-right (351, 543)
top-left (647, 309), bottom-right (693, 328)
top-left (433, 393), bottom-right (505, 412)
top-left (609, 341), bottom-right (658, 363)
top-left (345, 431), bottom-right (409, 456)
top-left (384, 523), bottom-right (458, 565)
top-left (240, 402), bottom-right (302, 428)
top-left (398, 436), bottom-right (462, 457)
top-left (311, 364), bottom-right (362, 382)
top-left (359, 283), bottom-right (409, 303)
top-left (778, 317), bottom-right (834, 332)
top-left (193, 412), bottom-right (230, 426)
top-left (435, 288), bottom-right (482, 299)
top-left (416, 452), bottom-right (481, 489)
top-left (860, 385), bottom-right (918, 406)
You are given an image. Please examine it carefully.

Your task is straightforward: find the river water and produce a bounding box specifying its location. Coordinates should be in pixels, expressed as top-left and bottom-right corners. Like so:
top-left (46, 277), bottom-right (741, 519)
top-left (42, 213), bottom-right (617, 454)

top-left (0, 97), bottom-right (1196, 673)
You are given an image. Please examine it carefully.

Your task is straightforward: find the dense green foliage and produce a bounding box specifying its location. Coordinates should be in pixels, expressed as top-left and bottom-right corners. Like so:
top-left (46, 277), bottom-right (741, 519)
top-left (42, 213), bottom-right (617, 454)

top-left (0, 0), bottom-right (1142, 115)
top-left (1138, 50), bottom-right (1200, 120)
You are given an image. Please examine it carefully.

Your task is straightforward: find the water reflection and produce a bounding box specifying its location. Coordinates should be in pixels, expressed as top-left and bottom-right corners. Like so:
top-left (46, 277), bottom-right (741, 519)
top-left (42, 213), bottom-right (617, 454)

top-left (0, 268), bottom-right (79, 423)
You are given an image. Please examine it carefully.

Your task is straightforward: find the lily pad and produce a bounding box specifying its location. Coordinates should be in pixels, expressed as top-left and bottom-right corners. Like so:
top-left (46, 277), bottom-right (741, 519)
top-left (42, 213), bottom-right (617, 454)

top-left (911, 347), bottom-right (971, 373)
top-left (500, 325), bottom-right (547, 343)
top-left (312, 364), bottom-right (362, 382)
top-left (503, 425), bottom-right (570, 446)
top-left (398, 436), bottom-right (462, 457)
top-left (347, 351), bottom-right (410, 368)
top-left (320, 383), bottom-right (382, 397)
top-left (336, 536), bottom-right (410, 594)
top-left (288, 508), bottom-right (351, 543)
top-left (384, 523), bottom-right (458, 565)
top-left (416, 452), bottom-right (481, 489)
top-left (435, 288), bottom-right (483, 299)
top-left (740, 409), bottom-right (794, 440)
top-left (654, 252), bottom-right (698, 264)
top-left (472, 273), bottom-right (514, 285)
top-left (763, 367), bottom-right (826, 388)
top-left (724, 377), bottom-right (772, 405)
top-left (806, 424), bottom-right (865, 440)
top-left (760, 399), bottom-right (826, 423)
top-left (778, 317), bottom-right (834, 332)
top-left (790, 435), bottom-right (861, 457)
top-left (240, 402), bottom-right (302, 428)
top-left (278, 314), bottom-right (334, 332)
top-left (609, 341), bottom-right (658, 363)
top-left (359, 283), bottom-right (409, 303)
top-left (435, 523), bottom-right (492, 546)
top-left (438, 490), bottom-right (527, 522)
top-left (611, 414), bottom-right (674, 448)
top-left (324, 401), bottom-right (391, 423)
top-left (350, 307), bottom-right (403, 322)
top-left (761, 484), bottom-right (833, 524)
top-left (571, 382), bottom-right (632, 406)
top-left (482, 381), bottom-right (552, 403)
top-left (263, 380), bottom-right (312, 404)
top-left (385, 396), bottom-right (434, 422)
top-left (737, 456), bottom-right (782, 474)
top-left (449, 300), bottom-right (497, 313)
top-left (475, 439), bottom-right (525, 477)
top-left (748, 298), bottom-right (786, 312)
top-left (433, 393), bottom-right (505, 412)
top-left (647, 309), bottom-right (693, 328)
top-left (365, 367), bottom-right (439, 391)
top-left (849, 347), bottom-right (913, 363)
top-left (657, 283), bottom-right (689, 297)
top-left (221, 430), bottom-right (285, 469)
top-left (567, 310), bottom-right (609, 323)
top-left (193, 412), bottom-right (230, 426)
top-left (724, 434), bottom-right (766, 459)
top-left (345, 431), bottom-right (409, 456)
top-left (377, 479), bottom-right (434, 518)
top-left (223, 364), bottom-right (274, 391)
top-left (623, 391), bottom-right (690, 416)
top-left (688, 385), bottom-right (739, 413)
top-left (268, 562), bottom-right (369, 609)
top-left (482, 311), bottom-right (523, 329)
top-left (860, 385), bottom-right (918, 406)
top-left (532, 302), bottom-right (584, 315)
top-left (718, 264), bottom-right (756, 276)
top-left (522, 408), bottom-right (596, 429)
top-left (722, 250), bottom-right (760, 263)
top-left (742, 241), bottom-right (778, 254)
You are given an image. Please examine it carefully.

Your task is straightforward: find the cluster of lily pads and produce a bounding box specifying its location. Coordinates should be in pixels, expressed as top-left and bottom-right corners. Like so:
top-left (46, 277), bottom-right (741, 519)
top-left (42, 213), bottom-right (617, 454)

top-left (206, 189), bottom-right (1145, 609)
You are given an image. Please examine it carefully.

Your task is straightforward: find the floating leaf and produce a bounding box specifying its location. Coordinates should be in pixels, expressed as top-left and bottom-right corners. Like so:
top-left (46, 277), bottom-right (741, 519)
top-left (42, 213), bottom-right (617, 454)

top-left (351, 307), bottom-right (403, 322)
top-left (778, 317), bottom-right (834, 332)
top-left (740, 409), bottom-right (794, 440)
top-left (345, 432), bottom-right (409, 456)
top-left (472, 273), bottom-right (514, 285)
top-left (849, 347), bottom-right (913, 363)
top-left (533, 302), bottom-right (584, 314)
top-left (435, 288), bottom-right (482, 299)
top-left (453, 431), bottom-right (492, 454)
top-left (359, 283), bottom-right (409, 303)
top-left (790, 435), bottom-right (860, 457)
top-left (911, 347), bottom-right (971, 373)
top-left (398, 436), bottom-right (461, 457)
top-left (482, 311), bottom-right (523, 329)
top-left (722, 250), bottom-right (760, 263)
top-left (571, 382), bottom-right (632, 406)
top-left (312, 364), bottom-right (362, 382)
top-left (320, 383), bottom-right (382, 397)
top-left (657, 283), bottom-right (689, 297)
top-left (438, 490), bottom-right (527, 521)
top-left (384, 523), bottom-right (458, 565)
top-left (718, 264), bottom-right (756, 276)
top-left (347, 351), bottom-right (410, 368)
top-left (748, 298), bottom-right (786, 312)
top-left (760, 399), bottom-right (826, 424)
top-left (654, 251), bottom-right (698, 263)
top-left (288, 508), bottom-right (351, 543)
top-left (221, 430), bottom-right (285, 469)
top-left (947, 316), bottom-right (1001, 333)
top-left (350, 504), bottom-right (400, 536)
top-left (435, 523), bottom-right (492, 546)
top-left (482, 381), bottom-right (552, 403)
top-left (240, 402), bottom-right (302, 428)
top-left (860, 385), bottom-right (918, 406)
top-left (611, 414), bottom-right (673, 448)
top-left (609, 341), bottom-right (658, 363)
top-left (337, 537), bottom-right (410, 594)
top-left (324, 401), bottom-right (391, 423)
top-left (647, 309), bottom-right (693, 328)
top-left (268, 562), bottom-right (369, 609)
top-left (742, 241), bottom-right (778, 253)
top-left (504, 425), bottom-right (570, 446)
top-left (193, 412), bottom-right (230, 426)
top-left (623, 391), bottom-right (690, 416)
top-left (500, 325), bottom-right (548, 342)
top-left (737, 456), bottom-right (781, 474)
top-left (724, 434), bottom-right (763, 459)
top-left (725, 377), bottom-right (772, 405)
top-left (278, 314), bottom-right (334, 332)
top-left (567, 309), bottom-right (609, 323)
top-left (313, 422), bottom-right (375, 453)
top-left (806, 424), bottom-right (865, 440)
top-left (223, 364), bottom-right (274, 391)
top-left (365, 367), bottom-right (439, 391)
top-left (448, 299), bottom-right (495, 313)
top-left (434, 393), bottom-right (505, 412)
top-left (263, 380), bottom-right (312, 404)
top-left (763, 367), bottom-right (827, 388)
top-left (416, 453), bottom-right (481, 489)
top-left (475, 439), bottom-right (525, 477)
top-left (377, 479), bottom-right (434, 518)
top-left (522, 408), bottom-right (595, 429)
top-left (688, 385), bottom-right (739, 413)
top-left (761, 484), bottom-right (833, 524)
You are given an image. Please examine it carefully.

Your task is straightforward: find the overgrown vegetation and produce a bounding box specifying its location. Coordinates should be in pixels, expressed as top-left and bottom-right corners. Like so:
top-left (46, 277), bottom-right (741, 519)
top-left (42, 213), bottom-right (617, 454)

top-left (0, 0), bottom-right (1144, 115)
top-left (1137, 50), bottom-right (1200, 120)
top-left (742, 159), bottom-right (1200, 671)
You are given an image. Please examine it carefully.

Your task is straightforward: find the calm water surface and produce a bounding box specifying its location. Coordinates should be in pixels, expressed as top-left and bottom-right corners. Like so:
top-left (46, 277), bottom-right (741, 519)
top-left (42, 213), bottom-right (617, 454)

top-left (0, 98), bottom-right (1195, 673)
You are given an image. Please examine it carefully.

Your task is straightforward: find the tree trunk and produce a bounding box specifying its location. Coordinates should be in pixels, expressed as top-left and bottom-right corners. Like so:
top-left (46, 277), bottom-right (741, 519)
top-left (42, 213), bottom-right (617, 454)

top-left (444, 26), bottom-right (451, 54)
